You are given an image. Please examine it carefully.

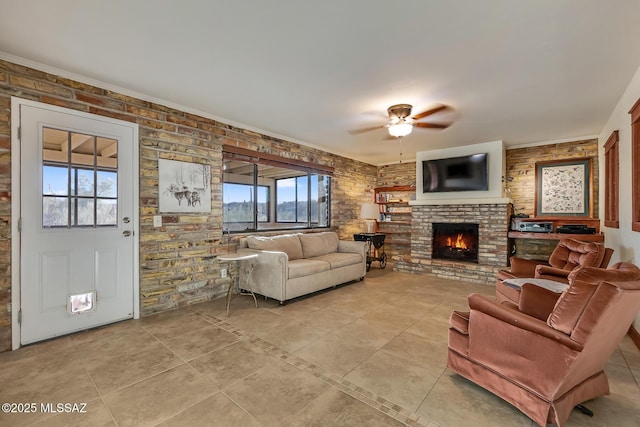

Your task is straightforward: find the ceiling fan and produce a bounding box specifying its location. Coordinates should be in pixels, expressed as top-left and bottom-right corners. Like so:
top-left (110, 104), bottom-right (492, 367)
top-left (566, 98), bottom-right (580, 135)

top-left (350, 104), bottom-right (451, 138)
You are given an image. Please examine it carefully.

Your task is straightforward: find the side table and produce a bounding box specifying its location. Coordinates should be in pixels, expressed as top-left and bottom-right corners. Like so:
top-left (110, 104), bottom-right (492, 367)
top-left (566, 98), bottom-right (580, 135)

top-left (217, 253), bottom-right (259, 316)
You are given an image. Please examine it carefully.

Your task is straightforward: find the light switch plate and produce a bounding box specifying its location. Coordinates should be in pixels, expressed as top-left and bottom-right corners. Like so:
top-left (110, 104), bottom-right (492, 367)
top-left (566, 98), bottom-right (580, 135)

top-left (153, 215), bottom-right (162, 227)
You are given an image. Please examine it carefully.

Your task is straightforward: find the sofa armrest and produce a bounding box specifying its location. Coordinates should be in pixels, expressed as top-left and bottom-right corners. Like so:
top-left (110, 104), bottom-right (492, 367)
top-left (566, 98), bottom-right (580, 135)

top-left (468, 293), bottom-right (582, 351)
top-left (338, 240), bottom-right (367, 277)
top-left (338, 240), bottom-right (367, 255)
top-left (237, 248), bottom-right (288, 302)
top-left (507, 257), bottom-right (549, 276)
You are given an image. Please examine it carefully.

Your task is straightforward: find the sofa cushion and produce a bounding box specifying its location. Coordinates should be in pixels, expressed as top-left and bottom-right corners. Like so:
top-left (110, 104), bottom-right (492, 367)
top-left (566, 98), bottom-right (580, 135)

top-left (299, 232), bottom-right (339, 258)
top-left (288, 259), bottom-right (331, 279)
top-left (547, 282), bottom-right (598, 335)
top-left (310, 252), bottom-right (363, 269)
top-left (246, 234), bottom-right (303, 260)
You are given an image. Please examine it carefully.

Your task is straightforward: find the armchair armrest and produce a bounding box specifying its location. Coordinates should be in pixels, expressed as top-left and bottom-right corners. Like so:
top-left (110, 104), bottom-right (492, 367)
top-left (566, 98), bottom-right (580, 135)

top-left (468, 293), bottom-right (582, 351)
top-left (535, 265), bottom-right (571, 281)
top-left (568, 264), bottom-right (640, 285)
top-left (518, 283), bottom-right (561, 321)
top-left (508, 257), bottom-right (548, 276)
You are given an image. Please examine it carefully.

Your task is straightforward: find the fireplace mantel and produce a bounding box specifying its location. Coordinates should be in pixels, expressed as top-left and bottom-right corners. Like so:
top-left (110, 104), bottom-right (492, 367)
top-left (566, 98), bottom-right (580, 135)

top-left (410, 197), bottom-right (510, 206)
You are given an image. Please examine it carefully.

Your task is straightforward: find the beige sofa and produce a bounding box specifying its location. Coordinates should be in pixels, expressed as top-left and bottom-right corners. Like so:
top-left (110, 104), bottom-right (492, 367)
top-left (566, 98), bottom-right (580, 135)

top-left (238, 231), bottom-right (367, 305)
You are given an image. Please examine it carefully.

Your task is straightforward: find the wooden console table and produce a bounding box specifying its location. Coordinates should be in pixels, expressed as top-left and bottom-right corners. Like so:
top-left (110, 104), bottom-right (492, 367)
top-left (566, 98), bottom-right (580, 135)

top-left (508, 217), bottom-right (603, 242)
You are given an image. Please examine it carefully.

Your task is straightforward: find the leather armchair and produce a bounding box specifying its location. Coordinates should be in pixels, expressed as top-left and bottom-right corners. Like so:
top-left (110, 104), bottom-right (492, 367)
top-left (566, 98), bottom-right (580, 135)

top-left (448, 263), bottom-right (640, 427)
top-left (496, 239), bottom-right (611, 305)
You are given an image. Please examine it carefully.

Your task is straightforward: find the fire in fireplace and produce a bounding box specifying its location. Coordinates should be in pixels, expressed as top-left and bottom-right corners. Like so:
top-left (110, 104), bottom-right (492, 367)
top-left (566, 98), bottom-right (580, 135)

top-left (432, 222), bottom-right (479, 263)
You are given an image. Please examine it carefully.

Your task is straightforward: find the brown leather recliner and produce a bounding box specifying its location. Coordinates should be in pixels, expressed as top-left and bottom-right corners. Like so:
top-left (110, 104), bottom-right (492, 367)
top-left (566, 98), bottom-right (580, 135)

top-left (496, 239), bottom-right (612, 305)
top-left (448, 262), bottom-right (640, 427)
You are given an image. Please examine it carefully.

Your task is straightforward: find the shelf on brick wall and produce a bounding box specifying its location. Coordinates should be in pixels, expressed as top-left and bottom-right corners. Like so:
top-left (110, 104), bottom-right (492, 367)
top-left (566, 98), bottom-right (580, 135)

top-left (374, 186), bottom-right (415, 260)
top-left (508, 217), bottom-right (604, 242)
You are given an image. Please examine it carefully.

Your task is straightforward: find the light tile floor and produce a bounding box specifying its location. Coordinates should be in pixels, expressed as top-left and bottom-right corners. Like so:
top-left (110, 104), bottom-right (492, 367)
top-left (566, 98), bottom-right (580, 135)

top-left (1, 268), bottom-right (639, 426)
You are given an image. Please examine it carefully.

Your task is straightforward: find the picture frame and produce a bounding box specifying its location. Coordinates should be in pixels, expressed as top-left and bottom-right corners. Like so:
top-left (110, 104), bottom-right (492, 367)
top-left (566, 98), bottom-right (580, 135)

top-left (535, 158), bottom-right (593, 217)
top-left (159, 159), bottom-right (211, 213)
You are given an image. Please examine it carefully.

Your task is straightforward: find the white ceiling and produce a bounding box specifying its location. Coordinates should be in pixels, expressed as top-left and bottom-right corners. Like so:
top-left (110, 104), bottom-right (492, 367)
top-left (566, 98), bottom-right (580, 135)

top-left (2, 1), bottom-right (640, 165)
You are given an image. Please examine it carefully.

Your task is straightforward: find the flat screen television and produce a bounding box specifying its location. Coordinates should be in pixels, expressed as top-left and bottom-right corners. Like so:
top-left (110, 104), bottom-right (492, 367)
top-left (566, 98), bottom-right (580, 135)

top-left (422, 153), bottom-right (488, 192)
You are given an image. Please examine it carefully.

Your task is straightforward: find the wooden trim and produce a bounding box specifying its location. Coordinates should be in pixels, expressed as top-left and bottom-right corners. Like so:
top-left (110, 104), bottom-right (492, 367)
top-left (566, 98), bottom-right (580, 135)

top-left (631, 99), bottom-right (640, 232)
top-left (629, 325), bottom-right (640, 351)
top-left (629, 97), bottom-right (640, 123)
top-left (604, 130), bottom-right (619, 150)
top-left (375, 185), bottom-right (416, 192)
top-left (508, 231), bottom-right (604, 242)
top-left (603, 130), bottom-right (619, 228)
top-left (222, 145), bottom-right (335, 175)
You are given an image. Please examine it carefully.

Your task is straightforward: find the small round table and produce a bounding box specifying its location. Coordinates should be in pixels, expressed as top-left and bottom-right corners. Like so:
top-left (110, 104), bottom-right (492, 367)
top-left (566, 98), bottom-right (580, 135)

top-left (217, 253), bottom-right (259, 316)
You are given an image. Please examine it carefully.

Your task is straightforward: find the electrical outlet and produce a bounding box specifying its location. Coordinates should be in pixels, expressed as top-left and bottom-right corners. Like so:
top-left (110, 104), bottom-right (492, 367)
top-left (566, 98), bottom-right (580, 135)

top-left (153, 215), bottom-right (162, 227)
top-left (220, 268), bottom-right (227, 278)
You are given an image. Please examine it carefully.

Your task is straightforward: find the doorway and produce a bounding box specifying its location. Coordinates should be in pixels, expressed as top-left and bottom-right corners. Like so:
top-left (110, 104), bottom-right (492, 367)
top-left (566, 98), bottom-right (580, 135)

top-left (11, 98), bottom-right (140, 349)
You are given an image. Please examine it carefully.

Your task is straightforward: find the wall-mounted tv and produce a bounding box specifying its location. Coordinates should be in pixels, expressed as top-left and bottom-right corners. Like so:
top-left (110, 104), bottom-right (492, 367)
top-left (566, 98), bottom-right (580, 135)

top-left (422, 153), bottom-right (488, 192)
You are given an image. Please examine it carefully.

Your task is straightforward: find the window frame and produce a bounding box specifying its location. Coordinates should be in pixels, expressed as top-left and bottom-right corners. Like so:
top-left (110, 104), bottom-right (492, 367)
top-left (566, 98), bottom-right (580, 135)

top-left (222, 146), bottom-right (333, 233)
top-left (603, 130), bottom-right (619, 228)
top-left (630, 98), bottom-right (640, 232)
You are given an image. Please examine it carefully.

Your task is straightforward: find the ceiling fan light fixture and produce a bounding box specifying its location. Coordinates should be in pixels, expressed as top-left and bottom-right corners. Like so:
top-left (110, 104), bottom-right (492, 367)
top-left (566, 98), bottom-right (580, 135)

top-left (388, 122), bottom-right (413, 137)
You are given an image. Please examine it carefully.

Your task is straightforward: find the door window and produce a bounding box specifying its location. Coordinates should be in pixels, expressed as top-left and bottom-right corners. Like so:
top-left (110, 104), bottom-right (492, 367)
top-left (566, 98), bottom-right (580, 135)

top-left (42, 127), bottom-right (118, 228)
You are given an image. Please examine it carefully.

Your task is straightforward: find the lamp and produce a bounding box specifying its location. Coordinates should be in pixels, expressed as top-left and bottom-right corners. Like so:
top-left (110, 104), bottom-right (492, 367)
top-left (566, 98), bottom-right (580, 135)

top-left (388, 121), bottom-right (413, 138)
top-left (360, 203), bottom-right (379, 233)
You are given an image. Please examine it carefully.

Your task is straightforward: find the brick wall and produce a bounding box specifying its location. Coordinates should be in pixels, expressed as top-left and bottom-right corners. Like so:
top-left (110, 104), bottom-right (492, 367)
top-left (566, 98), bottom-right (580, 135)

top-left (374, 162), bottom-right (416, 261)
top-left (505, 138), bottom-right (599, 216)
top-left (394, 203), bottom-right (510, 285)
top-left (506, 139), bottom-right (598, 258)
top-left (376, 161), bottom-right (416, 188)
top-left (0, 59), bottom-right (377, 352)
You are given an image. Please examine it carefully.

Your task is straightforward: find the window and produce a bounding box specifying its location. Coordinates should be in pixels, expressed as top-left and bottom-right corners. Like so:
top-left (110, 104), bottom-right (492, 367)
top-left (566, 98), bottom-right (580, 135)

top-left (222, 147), bottom-right (332, 232)
top-left (603, 130), bottom-right (619, 228)
top-left (631, 98), bottom-right (640, 232)
top-left (41, 127), bottom-right (118, 228)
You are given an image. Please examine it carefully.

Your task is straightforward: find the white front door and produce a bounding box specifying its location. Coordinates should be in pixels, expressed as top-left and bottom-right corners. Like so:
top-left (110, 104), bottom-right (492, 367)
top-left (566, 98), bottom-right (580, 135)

top-left (14, 98), bottom-right (139, 346)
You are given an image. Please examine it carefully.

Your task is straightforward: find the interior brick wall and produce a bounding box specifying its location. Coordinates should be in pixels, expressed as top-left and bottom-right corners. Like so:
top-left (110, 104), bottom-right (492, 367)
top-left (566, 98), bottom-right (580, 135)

top-left (505, 139), bottom-right (599, 217)
top-left (395, 203), bottom-right (511, 285)
top-left (0, 59), bottom-right (377, 352)
top-left (505, 139), bottom-right (599, 258)
top-left (373, 162), bottom-right (416, 261)
top-left (376, 161), bottom-right (416, 188)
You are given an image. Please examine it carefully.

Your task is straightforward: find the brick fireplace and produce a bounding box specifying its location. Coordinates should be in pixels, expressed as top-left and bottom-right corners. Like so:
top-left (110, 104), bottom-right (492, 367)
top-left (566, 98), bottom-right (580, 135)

top-left (432, 222), bottom-right (479, 263)
top-left (394, 202), bottom-right (511, 285)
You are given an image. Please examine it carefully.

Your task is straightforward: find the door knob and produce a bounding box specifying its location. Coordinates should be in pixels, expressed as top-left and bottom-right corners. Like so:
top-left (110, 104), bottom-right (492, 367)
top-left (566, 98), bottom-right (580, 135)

top-left (122, 230), bottom-right (132, 237)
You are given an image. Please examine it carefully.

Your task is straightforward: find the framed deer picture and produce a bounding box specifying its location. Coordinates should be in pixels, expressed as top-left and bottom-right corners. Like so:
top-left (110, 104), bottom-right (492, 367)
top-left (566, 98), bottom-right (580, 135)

top-left (159, 159), bottom-right (211, 213)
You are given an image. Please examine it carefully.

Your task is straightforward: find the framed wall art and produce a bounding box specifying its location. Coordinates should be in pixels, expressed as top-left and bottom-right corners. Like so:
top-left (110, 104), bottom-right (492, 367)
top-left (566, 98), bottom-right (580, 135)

top-left (159, 159), bottom-right (211, 213)
top-left (535, 158), bottom-right (593, 217)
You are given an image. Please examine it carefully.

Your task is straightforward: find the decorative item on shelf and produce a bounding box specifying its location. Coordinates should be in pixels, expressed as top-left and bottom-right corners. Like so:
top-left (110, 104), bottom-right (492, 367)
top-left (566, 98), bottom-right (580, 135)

top-left (360, 203), bottom-right (380, 233)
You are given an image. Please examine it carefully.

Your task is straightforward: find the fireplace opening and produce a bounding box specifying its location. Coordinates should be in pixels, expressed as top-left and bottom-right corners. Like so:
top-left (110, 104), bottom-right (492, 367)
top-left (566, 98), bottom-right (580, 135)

top-left (432, 222), bottom-right (479, 263)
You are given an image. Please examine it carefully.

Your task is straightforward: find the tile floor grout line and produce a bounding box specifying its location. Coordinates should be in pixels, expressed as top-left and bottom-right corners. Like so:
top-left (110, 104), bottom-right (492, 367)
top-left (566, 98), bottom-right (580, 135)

top-left (197, 308), bottom-right (430, 427)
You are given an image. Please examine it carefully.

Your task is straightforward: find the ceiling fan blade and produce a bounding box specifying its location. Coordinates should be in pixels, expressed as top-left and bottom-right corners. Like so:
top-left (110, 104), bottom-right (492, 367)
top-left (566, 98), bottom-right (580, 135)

top-left (348, 125), bottom-right (386, 135)
top-left (411, 104), bottom-right (449, 120)
top-left (414, 122), bottom-right (450, 129)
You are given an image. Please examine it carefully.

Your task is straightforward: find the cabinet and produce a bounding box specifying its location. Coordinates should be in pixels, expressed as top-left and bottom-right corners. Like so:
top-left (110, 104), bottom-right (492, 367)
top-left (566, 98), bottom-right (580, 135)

top-left (373, 186), bottom-right (415, 260)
